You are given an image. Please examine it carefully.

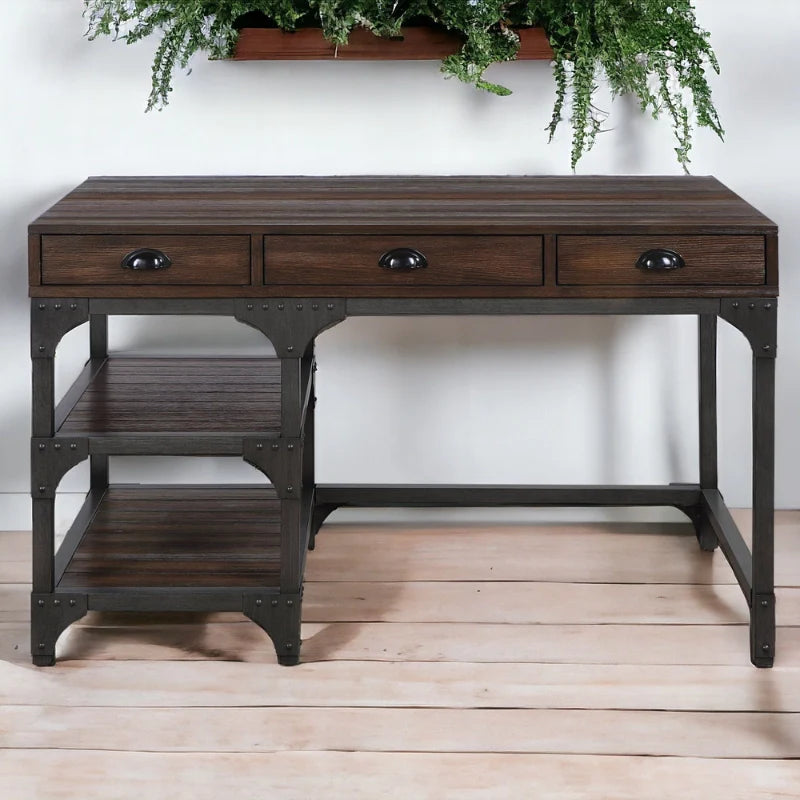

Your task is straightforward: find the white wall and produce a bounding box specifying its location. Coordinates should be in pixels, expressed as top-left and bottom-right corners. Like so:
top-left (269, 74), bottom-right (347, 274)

top-left (1, 0), bottom-right (798, 528)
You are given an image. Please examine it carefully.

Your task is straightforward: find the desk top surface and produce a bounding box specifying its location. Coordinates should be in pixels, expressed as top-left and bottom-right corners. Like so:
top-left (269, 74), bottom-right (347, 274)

top-left (30, 176), bottom-right (776, 235)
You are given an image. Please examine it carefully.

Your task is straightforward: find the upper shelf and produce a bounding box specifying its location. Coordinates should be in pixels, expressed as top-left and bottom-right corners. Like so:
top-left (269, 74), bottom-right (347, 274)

top-left (232, 26), bottom-right (554, 61)
top-left (56, 357), bottom-right (283, 450)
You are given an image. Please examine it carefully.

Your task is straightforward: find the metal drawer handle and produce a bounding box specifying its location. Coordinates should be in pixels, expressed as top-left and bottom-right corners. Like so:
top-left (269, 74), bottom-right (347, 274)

top-left (636, 248), bottom-right (685, 271)
top-left (379, 247), bottom-right (428, 271)
top-left (121, 248), bottom-right (172, 271)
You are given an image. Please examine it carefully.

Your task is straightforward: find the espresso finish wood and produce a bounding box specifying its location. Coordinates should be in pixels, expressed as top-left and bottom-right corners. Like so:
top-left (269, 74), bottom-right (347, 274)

top-left (232, 26), bottom-right (554, 61)
top-left (29, 176), bottom-right (777, 299)
top-left (558, 235), bottom-right (766, 286)
top-left (26, 176), bottom-right (779, 669)
top-left (265, 235), bottom-right (543, 286)
top-left (28, 234), bottom-right (41, 287)
top-left (58, 358), bottom-right (282, 435)
top-left (41, 235), bottom-right (251, 286)
top-left (58, 486), bottom-right (282, 590)
top-left (29, 177), bottom-right (776, 236)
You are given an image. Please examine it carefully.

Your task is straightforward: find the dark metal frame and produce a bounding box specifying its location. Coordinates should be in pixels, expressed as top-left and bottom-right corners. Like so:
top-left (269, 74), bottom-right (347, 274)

top-left (30, 296), bottom-right (777, 667)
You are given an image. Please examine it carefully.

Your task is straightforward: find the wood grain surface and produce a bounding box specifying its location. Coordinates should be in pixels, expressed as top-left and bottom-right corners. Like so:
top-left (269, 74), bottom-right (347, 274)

top-left (59, 358), bottom-right (281, 435)
top-left (558, 235), bottom-right (766, 286)
top-left (41, 235), bottom-right (251, 285)
top-left (29, 176), bottom-right (776, 298)
top-left (233, 26), bottom-right (554, 61)
top-left (58, 486), bottom-right (282, 590)
top-left (30, 177), bottom-right (777, 235)
top-left (265, 235), bottom-right (543, 285)
top-left (2, 515), bottom-right (799, 796)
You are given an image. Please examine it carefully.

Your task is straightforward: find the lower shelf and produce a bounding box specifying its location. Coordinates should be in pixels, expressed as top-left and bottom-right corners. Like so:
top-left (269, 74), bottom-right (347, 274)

top-left (58, 485), bottom-right (281, 591)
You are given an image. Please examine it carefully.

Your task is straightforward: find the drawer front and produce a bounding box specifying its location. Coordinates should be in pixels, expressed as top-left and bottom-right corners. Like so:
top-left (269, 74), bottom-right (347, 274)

top-left (264, 235), bottom-right (543, 286)
top-left (558, 236), bottom-right (765, 286)
top-left (41, 235), bottom-right (251, 285)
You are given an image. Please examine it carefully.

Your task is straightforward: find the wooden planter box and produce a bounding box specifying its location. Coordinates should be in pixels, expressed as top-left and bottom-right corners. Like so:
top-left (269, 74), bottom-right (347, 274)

top-left (233, 26), bottom-right (553, 61)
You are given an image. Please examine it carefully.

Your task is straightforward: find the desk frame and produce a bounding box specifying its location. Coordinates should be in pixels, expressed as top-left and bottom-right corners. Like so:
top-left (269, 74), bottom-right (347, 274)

top-left (30, 295), bottom-right (777, 667)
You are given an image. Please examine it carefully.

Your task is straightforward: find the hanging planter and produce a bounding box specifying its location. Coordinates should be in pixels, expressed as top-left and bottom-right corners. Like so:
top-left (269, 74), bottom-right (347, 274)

top-left (232, 24), bottom-right (553, 61)
top-left (83, 2), bottom-right (723, 170)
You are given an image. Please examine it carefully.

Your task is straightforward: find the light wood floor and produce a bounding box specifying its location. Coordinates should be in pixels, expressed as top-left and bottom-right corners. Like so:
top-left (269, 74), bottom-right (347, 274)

top-left (2, 511), bottom-right (800, 798)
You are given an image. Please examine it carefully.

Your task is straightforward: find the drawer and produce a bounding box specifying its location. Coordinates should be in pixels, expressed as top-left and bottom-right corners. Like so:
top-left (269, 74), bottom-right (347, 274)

top-left (264, 235), bottom-right (543, 285)
top-left (558, 236), bottom-right (765, 286)
top-left (41, 235), bottom-right (251, 285)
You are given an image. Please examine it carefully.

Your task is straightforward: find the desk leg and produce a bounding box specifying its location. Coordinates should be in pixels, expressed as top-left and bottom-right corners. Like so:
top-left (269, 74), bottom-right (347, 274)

top-left (695, 315), bottom-right (720, 551)
top-left (751, 353), bottom-right (776, 667)
top-left (89, 314), bottom-right (109, 491)
top-left (304, 353), bottom-right (318, 551)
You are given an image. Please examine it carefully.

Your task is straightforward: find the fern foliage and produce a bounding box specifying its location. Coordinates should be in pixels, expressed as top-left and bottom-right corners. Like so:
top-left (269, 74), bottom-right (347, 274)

top-left (84, 0), bottom-right (723, 169)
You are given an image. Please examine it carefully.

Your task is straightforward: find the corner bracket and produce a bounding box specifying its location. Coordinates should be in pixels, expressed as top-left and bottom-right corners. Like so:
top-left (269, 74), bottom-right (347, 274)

top-left (234, 299), bottom-right (346, 357)
top-left (31, 592), bottom-right (88, 666)
top-left (719, 299), bottom-right (777, 358)
top-left (31, 438), bottom-right (89, 498)
top-left (243, 437), bottom-right (302, 498)
top-left (31, 299), bottom-right (89, 358)
top-left (243, 591), bottom-right (303, 666)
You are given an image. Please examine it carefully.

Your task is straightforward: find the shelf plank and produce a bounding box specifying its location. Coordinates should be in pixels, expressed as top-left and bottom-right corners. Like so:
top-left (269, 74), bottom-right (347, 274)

top-left (233, 26), bottom-right (554, 61)
top-left (58, 357), bottom-right (281, 436)
top-left (58, 486), bottom-right (282, 590)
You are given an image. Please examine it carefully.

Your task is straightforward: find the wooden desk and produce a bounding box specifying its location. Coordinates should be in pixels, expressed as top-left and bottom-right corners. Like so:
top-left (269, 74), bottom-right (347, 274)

top-left (27, 176), bottom-right (779, 667)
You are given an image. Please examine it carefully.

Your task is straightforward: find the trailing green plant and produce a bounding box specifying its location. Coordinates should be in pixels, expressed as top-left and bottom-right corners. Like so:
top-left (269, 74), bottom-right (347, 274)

top-left (84, 1), bottom-right (723, 170)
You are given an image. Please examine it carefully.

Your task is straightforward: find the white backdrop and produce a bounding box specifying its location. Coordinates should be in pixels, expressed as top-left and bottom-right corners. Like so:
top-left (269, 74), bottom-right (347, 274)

top-left (1, 0), bottom-right (798, 528)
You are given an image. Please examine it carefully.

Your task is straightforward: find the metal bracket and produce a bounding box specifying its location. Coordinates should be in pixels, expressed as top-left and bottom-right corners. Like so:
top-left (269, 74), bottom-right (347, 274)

top-left (719, 299), bottom-right (777, 358)
top-left (243, 590), bottom-right (303, 666)
top-left (31, 438), bottom-right (89, 498)
top-left (242, 437), bottom-right (302, 499)
top-left (234, 299), bottom-right (346, 357)
top-left (680, 505), bottom-right (719, 552)
top-left (31, 592), bottom-right (88, 666)
top-left (309, 503), bottom-right (339, 551)
top-left (31, 299), bottom-right (89, 358)
top-left (751, 592), bottom-right (776, 666)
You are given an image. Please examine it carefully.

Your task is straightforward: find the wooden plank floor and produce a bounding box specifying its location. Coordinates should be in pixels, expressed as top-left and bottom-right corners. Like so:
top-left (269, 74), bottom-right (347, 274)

top-left (2, 512), bottom-right (800, 798)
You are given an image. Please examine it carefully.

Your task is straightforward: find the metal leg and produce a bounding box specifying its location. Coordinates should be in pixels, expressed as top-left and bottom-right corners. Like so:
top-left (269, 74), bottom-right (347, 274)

top-left (694, 314), bottom-right (719, 551)
top-left (718, 299), bottom-right (777, 667)
top-left (89, 313), bottom-right (108, 358)
top-left (88, 313), bottom-right (111, 489)
top-left (304, 351), bottom-right (318, 550)
top-left (751, 353), bottom-right (776, 667)
top-left (30, 301), bottom-right (93, 665)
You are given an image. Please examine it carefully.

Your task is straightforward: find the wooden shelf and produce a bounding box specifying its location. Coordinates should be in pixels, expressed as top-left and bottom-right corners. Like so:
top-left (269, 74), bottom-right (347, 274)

top-left (58, 357), bottom-right (282, 437)
top-left (233, 26), bottom-right (553, 61)
top-left (58, 485), bottom-right (282, 590)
